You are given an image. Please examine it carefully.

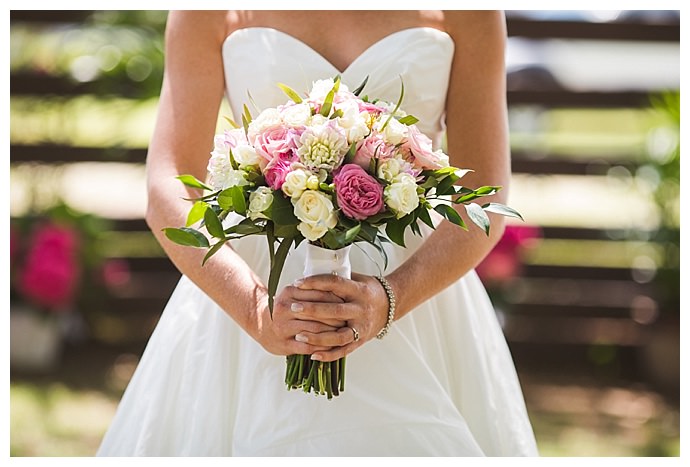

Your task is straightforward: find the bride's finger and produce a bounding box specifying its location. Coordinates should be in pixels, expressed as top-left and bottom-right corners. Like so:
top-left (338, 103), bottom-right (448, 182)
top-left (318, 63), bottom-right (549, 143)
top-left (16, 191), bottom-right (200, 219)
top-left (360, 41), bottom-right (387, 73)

top-left (290, 300), bottom-right (357, 322)
top-left (310, 342), bottom-right (358, 363)
top-left (285, 286), bottom-right (344, 303)
top-left (294, 326), bottom-right (354, 347)
top-left (293, 274), bottom-right (359, 301)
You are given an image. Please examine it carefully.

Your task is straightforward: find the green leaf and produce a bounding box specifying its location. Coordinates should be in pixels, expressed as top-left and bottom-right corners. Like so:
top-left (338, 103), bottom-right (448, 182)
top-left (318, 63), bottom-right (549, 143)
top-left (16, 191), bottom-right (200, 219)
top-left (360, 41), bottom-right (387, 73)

top-left (271, 192), bottom-right (299, 226)
top-left (243, 104), bottom-right (253, 124)
top-left (217, 188), bottom-right (234, 211)
top-left (204, 208), bottom-right (226, 239)
top-left (223, 116), bottom-right (240, 129)
top-left (417, 205), bottom-right (435, 230)
top-left (186, 201), bottom-right (209, 227)
top-left (274, 223), bottom-right (299, 238)
top-left (268, 236), bottom-right (297, 316)
top-left (277, 83), bottom-right (303, 103)
top-left (465, 203), bottom-right (491, 235)
top-left (434, 204), bottom-right (467, 230)
top-left (266, 222), bottom-right (276, 265)
top-left (231, 186), bottom-right (247, 215)
top-left (342, 223), bottom-right (361, 245)
top-left (226, 218), bottom-right (264, 235)
top-left (320, 78), bottom-right (339, 117)
top-left (343, 141), bottom-right (358, 164)
top-left (176, 175), bottom-right (212, 191)
top-left (455, 185), bottom-right (501, 204)
top-left (163, 227), bottom-right (210, 248)
top-left (385, 213), bottom-right (413, 247)
top-left (202, 239), bottom-right (228, 266)
top-left (397, 115), bottom-right (419, 126)
top-left (482, 203), bottom-right (524, 221)
top-left (241, 104), bottom-right (253, 133)
top-left (352, 75), bottom-right (369, 97)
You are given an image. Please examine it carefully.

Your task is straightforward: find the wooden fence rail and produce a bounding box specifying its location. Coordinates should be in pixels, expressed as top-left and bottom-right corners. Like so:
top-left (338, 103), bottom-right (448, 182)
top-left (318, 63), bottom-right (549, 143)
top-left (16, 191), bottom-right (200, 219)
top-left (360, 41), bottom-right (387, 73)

top-left (10, 15), bottom-right (679, 365)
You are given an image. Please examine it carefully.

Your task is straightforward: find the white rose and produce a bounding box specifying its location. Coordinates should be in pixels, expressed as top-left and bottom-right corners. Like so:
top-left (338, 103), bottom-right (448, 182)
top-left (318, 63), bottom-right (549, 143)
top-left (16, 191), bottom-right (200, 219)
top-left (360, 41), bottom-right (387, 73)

top-left (292, 190), bottom-right (338, 241)
top-left (309, 79), bottom-right (336, 101)
top-left (247, 187), bottom-right (274, 220)
top-left (377, 116), bottom-right (408, 145)
top-left (247, 108), bottom-right (282, 142)
top-left (281, 103), bottom-right (312, 127)
top-left (232, 143), bottom-right (260, 168)
top-left (377, 157), bottom-right (404, 182)
top-left (281, 168), bottom-right (311, 199)
top-left (308, 78), bottom-right (349, 102)
top-left (384, 173), bottom-right (420, 218)
top-left (337, 101), bottom-right (370, 143)
top-left (308, 114), bottom-right (329, 127)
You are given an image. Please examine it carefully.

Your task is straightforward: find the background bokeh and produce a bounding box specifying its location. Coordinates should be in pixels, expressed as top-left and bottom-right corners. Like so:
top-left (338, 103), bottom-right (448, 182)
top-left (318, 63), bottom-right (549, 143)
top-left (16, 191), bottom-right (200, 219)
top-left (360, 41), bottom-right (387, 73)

top-left (8, 10), bottom-right (680, 456)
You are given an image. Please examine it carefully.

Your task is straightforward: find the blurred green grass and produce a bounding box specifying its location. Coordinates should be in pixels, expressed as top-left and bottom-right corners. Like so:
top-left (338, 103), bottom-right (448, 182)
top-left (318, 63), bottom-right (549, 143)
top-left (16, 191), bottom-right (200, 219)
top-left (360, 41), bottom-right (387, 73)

top-left (9, 374), bottom-right (680, 457)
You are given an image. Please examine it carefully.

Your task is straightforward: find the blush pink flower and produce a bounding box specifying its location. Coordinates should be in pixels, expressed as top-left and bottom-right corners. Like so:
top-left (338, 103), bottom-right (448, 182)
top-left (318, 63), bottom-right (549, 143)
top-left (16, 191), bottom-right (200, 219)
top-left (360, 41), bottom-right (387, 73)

top-left (353, 134), bottom-right (394, 170)
top-left (334, 164), bottom-right (384, 221)
top-left (19, 223), bottom-right (80, 311)
top-left (357, 101), bottom-right (386, 115)
top-left (264, 154), bottom-right (294, 190)
top-left (404, 126), bottom-right (448, 169)
top-left (253, 126), bottom-right (295, 167)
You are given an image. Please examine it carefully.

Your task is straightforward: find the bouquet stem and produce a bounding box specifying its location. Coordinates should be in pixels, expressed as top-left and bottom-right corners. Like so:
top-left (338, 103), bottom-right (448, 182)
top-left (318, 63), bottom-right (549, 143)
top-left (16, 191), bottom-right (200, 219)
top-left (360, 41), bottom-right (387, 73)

top-left (286, 244), bottom-right (351, 399)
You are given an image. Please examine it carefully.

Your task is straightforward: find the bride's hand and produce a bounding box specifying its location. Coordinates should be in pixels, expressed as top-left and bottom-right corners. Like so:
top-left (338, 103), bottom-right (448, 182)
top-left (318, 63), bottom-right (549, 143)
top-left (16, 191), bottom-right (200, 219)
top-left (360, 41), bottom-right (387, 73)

top-left (256, 286), bottom-right (346, 357)
top-left (288, 273), bottom-right (390, 362)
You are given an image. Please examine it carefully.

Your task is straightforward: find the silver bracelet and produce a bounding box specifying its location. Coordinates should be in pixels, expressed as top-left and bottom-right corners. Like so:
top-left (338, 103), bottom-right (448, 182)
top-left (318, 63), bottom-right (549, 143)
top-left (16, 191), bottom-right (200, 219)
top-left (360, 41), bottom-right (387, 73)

top-left (374, 276), bottom-right (396, 339)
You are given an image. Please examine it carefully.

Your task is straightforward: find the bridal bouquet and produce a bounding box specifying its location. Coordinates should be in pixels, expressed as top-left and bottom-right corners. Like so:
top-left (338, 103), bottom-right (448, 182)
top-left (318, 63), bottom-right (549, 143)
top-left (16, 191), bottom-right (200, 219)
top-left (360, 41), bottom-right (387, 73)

top-left (164, 76), bottom-right (521, 399)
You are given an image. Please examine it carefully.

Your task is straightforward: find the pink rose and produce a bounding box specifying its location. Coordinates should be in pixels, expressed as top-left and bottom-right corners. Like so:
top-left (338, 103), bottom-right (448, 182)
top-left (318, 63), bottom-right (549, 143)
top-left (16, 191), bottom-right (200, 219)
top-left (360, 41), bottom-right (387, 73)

top-left (404, 126), bottom-right (447, 169)
top-left (334, 164), bottom-right (384, 221)
top-left (19, 224), bottom-right (80, 311)
top-left (357, 101), bottom-right (386, 115)
top-left (264, 154), bottom-right (294, 190)
top-left (253, 126), bottom-right (295, 166)
top-left (353, 134), bottom-right (394, 170)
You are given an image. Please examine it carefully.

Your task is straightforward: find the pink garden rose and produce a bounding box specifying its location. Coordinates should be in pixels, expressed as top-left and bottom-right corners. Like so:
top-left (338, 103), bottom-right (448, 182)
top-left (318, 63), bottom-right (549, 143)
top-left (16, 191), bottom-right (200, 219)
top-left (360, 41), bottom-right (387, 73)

top-left (404, 126), bottom-right (449, 169)
top-left (353, 134), bottom-right (394, 170)
top-left (334, 164), bottom-right (384, 221)
top-left (357, 101), bottom-right (386, 115)
top-left (264, 154), bottom-right (294, 190)
top-left (19, 223), bottom-right (80, 311)
top-left (253, 126), bottom-right (296, 167)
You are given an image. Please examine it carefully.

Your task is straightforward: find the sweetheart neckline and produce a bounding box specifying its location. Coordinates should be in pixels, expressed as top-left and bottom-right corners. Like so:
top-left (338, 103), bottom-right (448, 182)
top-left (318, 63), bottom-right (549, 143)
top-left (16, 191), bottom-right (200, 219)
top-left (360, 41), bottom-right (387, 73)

top-left (222, 26), bottom-right (453, 75)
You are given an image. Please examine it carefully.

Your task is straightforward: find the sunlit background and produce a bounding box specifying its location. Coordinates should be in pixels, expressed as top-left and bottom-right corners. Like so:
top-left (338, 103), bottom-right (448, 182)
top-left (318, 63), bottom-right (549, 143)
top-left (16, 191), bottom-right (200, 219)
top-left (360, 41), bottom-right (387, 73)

top-left (9, 10), bottom-right (680, 456)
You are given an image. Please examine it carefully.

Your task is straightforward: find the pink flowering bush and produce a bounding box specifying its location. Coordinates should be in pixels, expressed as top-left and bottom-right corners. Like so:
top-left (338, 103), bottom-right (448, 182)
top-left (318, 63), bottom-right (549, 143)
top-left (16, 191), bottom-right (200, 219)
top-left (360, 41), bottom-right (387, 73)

top-left (19, 223), bottom-right (81, 311)
top-left (476, 225), bottom-right (542, 284)
top-left (10, 203), bottom-right (113, 317)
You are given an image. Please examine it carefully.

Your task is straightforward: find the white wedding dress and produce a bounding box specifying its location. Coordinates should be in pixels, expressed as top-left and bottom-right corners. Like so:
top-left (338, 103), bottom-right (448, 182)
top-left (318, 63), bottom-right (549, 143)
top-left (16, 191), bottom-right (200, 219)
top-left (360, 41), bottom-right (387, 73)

top-left (97, 27), bottom-right (538, 457)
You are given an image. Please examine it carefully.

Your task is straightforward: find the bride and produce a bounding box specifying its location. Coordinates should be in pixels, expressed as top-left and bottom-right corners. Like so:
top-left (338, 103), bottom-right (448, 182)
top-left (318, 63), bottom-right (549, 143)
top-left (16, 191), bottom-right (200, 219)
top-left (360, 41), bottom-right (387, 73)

top-left (97, 10), bottom-right (539, 456)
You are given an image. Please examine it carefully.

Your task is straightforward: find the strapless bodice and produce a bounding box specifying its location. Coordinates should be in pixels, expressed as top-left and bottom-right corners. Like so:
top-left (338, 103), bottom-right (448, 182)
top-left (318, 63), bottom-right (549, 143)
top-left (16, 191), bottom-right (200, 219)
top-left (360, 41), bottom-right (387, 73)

top-left (221, 27), bottom-right (454, 142)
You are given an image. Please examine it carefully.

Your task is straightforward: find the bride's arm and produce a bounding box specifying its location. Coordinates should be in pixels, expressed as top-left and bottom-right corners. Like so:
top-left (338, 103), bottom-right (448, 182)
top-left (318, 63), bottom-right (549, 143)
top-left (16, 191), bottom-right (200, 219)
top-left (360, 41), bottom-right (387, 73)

top-left (290, 11), bottom-right (510, 360)
top-left (147, 11), bottom-right (341, 356)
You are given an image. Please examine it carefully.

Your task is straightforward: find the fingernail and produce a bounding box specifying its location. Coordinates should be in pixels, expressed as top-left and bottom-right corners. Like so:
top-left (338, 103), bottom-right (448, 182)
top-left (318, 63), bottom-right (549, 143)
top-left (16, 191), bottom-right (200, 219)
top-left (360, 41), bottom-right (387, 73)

top-left (311, 353), bottom-right (322, 361)
top-left (295, 334), bottom-right (308, 343)
top-left (290, 302), bottom-right (303, 312)
top-left (293, 279), bottom-right (304, 288)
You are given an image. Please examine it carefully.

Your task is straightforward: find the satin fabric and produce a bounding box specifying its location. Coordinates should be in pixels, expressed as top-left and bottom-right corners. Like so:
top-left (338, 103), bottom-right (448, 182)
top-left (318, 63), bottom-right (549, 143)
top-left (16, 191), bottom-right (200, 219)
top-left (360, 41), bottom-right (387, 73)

top-left (97, 27), bottom-right (538, 456)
